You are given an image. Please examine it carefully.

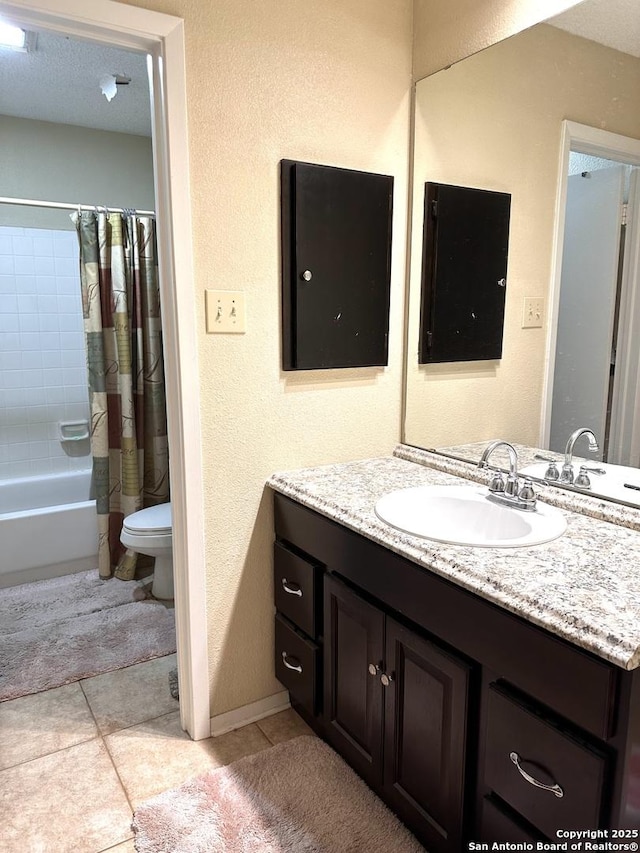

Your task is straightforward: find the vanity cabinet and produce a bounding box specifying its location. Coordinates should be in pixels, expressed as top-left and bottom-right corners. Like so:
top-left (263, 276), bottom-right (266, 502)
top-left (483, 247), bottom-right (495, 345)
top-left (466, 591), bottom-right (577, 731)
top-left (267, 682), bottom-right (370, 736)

top-left (324, 576), bottom-right (470, 853)
top-left (272, 491), bottom-right (640, 847)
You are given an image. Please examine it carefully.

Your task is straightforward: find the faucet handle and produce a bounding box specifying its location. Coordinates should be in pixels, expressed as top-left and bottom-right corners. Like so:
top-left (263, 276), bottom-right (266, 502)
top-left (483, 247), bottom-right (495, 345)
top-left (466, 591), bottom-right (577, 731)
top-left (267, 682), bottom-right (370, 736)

top-left (544, 461), bottom-right (559, 481)
top-left (487, 471), bottom-right (506, 493)
top-left (574, 466), bottom-right (591, 489)
top-left (518, 478), bottom-right (536, 505)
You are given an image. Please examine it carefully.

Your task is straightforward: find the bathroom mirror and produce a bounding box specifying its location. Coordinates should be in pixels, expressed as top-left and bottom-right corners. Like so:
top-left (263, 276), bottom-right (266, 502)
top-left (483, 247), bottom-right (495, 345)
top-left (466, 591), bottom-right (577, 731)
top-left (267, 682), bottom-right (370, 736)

top-left (403, 0), bottom-right (640, 503)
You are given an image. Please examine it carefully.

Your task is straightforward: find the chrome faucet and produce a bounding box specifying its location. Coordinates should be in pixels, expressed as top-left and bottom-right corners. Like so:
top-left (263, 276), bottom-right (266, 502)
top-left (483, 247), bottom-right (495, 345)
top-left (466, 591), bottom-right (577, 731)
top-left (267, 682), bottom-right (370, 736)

top-left (478, 440), bottom-right (536, 511)
top-left (560, 428), bottom-right (599, 484)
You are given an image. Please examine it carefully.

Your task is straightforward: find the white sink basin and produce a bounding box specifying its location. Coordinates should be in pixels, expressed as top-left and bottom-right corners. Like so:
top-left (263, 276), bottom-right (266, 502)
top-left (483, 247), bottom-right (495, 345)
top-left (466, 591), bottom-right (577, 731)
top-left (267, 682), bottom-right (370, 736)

top-left (375, 485), bottom-right (567, 548)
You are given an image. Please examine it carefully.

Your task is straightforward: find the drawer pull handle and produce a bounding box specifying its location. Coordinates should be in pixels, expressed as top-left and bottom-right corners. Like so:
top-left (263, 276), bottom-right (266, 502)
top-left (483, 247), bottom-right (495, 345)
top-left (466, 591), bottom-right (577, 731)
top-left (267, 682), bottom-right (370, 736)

top-left (509, 751), bottom-right (564, 799)
top-left (281, 578), bottom-right (303, 597)
top-left (281, 651), bottom-right (303, 673)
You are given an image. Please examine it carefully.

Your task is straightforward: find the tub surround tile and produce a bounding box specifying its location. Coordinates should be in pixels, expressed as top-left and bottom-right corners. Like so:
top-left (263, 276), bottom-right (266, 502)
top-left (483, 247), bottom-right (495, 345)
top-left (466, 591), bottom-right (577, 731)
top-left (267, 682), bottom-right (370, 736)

top-left (0, 224), bottom-right (87, 480)
top-left (0, 738), bottom-right (132, 853)
top-left (81, 653), bottom-right (179, 735)
top-left (257, 708), bottom-right (315, 745)
top-left (0, 682), bottom-right (98, 770)
top-left (268, 455), bottom-right (640, 671)
top-left (104, 711), bottom-right (271, 807)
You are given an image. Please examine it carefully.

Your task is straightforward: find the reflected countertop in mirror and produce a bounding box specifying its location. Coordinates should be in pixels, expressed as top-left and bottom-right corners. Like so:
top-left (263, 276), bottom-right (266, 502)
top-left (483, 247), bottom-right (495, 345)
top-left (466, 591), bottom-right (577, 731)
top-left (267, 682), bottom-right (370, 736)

top-left (394, 443), bottom-right (640, 530)
top-left (402, 0), bottom-right (640, 510)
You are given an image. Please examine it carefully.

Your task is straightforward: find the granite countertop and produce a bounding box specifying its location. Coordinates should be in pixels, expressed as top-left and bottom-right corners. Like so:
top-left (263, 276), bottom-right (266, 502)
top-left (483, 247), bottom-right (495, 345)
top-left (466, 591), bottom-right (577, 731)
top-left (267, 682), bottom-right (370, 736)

top-left (268, 454), bottom-right (640, 671)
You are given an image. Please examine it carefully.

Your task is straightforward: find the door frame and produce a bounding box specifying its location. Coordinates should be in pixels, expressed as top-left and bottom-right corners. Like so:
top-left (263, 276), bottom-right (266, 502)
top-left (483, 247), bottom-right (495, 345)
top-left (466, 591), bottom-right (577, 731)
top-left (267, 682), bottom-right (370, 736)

top-left (1, 0), bottom-right (210, 739)
top-left (541, 121), bottom-right (640, 459)
top-left (610, 168), bottom-right (640, 465)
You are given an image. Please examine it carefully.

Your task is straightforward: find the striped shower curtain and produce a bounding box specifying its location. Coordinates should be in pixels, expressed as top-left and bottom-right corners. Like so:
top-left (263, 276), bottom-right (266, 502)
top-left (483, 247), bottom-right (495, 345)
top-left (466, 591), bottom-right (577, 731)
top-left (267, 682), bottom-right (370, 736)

top-left (72, 210), bottom-right (169, 581)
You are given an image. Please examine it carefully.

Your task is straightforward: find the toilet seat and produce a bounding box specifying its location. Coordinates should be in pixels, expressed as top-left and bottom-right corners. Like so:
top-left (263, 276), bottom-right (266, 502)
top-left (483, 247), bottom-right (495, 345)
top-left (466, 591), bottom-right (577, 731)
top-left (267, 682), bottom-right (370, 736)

top-left (122, 503), bottom-right (172, 536)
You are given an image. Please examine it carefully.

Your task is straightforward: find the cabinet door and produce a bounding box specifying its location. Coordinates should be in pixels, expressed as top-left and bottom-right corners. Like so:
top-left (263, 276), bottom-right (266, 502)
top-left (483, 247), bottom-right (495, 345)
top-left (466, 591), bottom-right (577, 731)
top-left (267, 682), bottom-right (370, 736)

top-left (419, 182), bottom-right (510, 363)
top-left (324, 576), bottom-right (385, 787)
top-left (384, 618), bottom-right (471, 853)
top-left (281, 160), bottom-right (393, 370)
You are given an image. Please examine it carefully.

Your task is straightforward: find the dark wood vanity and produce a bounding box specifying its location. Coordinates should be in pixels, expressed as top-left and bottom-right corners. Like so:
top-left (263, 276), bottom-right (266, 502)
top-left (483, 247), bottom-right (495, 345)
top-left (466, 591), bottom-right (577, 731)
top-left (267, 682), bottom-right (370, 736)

top-left (272, 491), bottom-right (640, 849)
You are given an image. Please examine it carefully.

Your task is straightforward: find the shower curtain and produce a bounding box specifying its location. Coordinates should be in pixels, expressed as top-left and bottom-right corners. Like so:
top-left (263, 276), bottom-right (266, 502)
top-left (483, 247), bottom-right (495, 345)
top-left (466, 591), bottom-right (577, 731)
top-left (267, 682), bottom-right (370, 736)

top-left (73, 210), bottom-right (169, 581)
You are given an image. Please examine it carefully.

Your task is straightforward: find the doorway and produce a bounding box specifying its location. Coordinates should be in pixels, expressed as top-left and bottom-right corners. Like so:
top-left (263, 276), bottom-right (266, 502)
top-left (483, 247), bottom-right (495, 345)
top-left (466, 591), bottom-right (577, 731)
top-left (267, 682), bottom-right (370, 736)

top-left (543, 121), bottom-right (640, 467)
top-left (0, 0), bottom-right (208, 739)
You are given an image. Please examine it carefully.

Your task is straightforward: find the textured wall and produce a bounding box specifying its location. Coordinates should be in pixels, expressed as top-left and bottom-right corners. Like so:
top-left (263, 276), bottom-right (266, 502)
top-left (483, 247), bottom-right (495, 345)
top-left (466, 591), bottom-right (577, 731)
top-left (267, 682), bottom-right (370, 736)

top-left (118, 0), bottom-right (413, 716)
top-left (0, 117), bottom-right (155, 228)
top-left (404, 25), bottom-right (640, 450)
top-left (412, 0), bottom-right (583, 80)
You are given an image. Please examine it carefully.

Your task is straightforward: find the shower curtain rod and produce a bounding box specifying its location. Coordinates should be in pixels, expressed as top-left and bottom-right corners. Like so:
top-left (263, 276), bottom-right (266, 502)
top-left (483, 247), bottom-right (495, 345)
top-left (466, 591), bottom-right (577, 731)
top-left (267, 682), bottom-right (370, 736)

top-left (0, 195), bottom-right (156, 217)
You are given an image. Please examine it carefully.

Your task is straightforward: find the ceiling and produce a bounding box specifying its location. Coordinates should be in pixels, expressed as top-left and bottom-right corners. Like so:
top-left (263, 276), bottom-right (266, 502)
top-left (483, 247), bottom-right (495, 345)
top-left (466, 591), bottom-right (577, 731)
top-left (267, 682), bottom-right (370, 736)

top-left (549, 0), bottom-right (640, 59)
top-left (0, 26), bottom-right (151, 136)
top-left (0, 1), bottom-right (638, 139)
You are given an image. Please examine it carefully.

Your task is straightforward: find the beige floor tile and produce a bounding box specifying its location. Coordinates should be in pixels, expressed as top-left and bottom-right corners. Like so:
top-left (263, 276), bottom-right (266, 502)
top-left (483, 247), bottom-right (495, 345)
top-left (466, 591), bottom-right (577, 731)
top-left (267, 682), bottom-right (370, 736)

top-left (256, 707), bottom-right (315, 745)
top-left (81, 653), bottom-right (178, 735)
top-left (97, 839), bottom-right (136, 853)
top-left (105, 711), bottom-right (272, 806)
top-left (0, 682), bottom-right (98, 771)
top-left (0, 738), bottom-right (132, 853)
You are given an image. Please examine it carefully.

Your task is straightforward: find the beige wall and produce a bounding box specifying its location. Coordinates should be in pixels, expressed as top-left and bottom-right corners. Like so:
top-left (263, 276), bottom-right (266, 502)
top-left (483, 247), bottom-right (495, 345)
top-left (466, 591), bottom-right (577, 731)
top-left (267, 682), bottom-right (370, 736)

top-left (413, 0), bottom-right (584, 80)
top-left (0, 116), bottom-right (154, 228)
top-left (404, 24), bottom-right (640, 450)
top-left (117, 0), bottom-right (412, 717)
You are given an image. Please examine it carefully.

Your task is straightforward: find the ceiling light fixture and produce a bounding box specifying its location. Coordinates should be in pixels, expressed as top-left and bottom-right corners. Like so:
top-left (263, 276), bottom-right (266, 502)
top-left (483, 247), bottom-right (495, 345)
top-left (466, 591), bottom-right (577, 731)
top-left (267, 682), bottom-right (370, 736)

top-left (99, 73), bottom-right (132, 102)
top-left (0, 21), bottom-right (36, 52)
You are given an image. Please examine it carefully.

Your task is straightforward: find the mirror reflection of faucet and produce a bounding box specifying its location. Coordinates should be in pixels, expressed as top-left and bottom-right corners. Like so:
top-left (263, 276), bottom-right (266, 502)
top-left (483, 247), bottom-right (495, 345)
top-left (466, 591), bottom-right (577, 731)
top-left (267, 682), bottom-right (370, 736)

top-left (560, 428), bottom-right (599, 486)
top-left (478, 440), bottom-right (537, 512)
top-left (518, 438), bottom-right (640, 508)
top-left (534, 447), bottom-right (605, 489)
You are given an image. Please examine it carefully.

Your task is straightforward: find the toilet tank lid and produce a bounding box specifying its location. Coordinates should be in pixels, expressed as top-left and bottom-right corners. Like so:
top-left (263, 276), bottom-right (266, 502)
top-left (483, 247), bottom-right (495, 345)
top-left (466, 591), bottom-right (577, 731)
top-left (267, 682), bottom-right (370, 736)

top-left (122, 503), bottom-right (172, 534)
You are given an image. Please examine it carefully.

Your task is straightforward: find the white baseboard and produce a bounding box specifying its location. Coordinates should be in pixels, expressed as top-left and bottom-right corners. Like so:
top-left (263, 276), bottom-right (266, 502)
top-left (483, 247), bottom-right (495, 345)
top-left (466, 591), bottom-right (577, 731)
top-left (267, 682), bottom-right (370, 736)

top-left (210, 690), bottom-right (290, 738)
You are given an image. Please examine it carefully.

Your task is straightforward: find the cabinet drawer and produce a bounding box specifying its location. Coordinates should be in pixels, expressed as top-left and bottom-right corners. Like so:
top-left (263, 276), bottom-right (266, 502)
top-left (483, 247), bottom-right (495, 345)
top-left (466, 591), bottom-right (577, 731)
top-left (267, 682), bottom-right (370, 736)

top-left (485, 686), bottom-right (607, 836)
top-left (479, 797), bottom-right (542, 842)
top-left (274, 542), bottom-right (321, 638)
top-left (274, 613), bottom-right (320, 715)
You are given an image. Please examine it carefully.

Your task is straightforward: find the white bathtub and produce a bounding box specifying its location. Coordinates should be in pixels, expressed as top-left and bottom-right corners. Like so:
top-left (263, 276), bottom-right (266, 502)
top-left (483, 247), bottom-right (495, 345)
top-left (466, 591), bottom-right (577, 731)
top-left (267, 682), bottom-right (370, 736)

top-left (0, 470), bottom-right (98, 589)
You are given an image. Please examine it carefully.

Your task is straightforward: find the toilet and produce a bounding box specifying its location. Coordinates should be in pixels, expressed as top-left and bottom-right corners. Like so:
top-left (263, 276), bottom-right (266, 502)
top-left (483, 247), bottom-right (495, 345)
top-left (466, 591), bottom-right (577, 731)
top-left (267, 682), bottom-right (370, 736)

top-left (120, 503), bottom-right (173, 600)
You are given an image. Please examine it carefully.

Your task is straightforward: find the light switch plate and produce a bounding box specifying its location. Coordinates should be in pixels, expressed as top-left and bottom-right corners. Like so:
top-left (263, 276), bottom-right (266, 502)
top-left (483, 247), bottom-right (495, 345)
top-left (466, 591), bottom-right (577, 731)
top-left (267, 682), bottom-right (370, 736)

top-left (522, 296), bottom-right (544, 329)
top-left (205, 290), bottom-right (246, 334)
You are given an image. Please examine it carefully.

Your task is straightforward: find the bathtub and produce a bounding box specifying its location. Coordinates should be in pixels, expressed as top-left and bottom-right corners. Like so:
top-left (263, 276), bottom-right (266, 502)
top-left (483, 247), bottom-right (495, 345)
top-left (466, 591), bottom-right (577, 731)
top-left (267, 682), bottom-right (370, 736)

top-left (0, 469), bottom-right (98, 589)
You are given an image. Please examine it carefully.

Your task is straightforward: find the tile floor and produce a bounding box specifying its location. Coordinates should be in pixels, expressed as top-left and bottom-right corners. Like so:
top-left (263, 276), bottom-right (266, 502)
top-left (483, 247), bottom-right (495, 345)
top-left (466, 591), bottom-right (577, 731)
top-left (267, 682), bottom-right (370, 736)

top-left (0, 653), bottom-right (313, 853)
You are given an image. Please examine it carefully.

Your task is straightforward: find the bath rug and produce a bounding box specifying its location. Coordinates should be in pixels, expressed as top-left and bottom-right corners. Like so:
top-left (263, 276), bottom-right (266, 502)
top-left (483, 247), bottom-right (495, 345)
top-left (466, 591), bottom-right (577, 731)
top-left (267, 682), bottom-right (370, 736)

top-left (0, 569), bottom-right (143, 636)
top-left (132, 735), bottom-right (425, 853)
top-left (0, 601), bottom-right (176, 701)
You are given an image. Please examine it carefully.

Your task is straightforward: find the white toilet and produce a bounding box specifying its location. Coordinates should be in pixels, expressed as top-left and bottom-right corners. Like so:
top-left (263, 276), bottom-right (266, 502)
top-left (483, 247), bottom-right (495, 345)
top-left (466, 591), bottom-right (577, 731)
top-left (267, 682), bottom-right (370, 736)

top-left (120, 503), bottom-right (174, 600)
